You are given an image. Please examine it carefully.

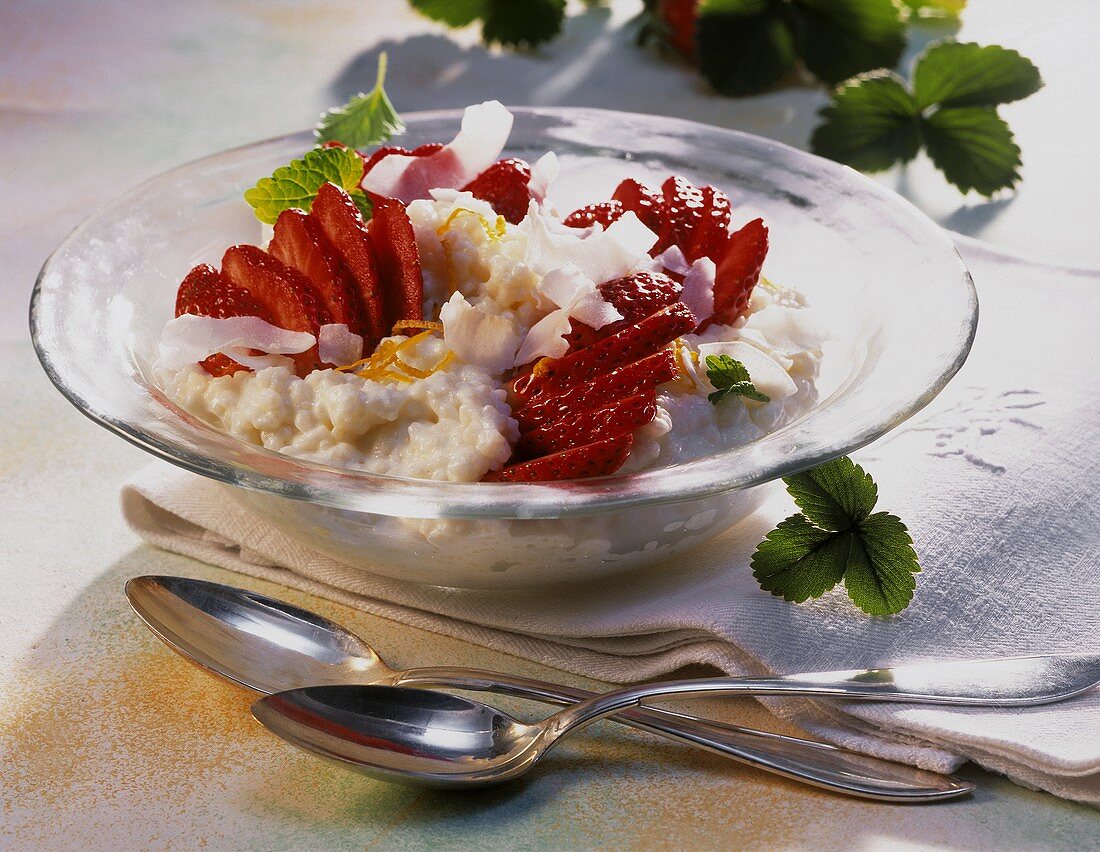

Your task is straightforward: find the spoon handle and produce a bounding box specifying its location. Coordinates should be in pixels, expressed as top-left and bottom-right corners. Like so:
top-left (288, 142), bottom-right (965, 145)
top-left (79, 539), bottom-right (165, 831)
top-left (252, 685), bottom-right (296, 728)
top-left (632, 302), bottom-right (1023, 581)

top-left (393, 666), bottom-right (971, 801)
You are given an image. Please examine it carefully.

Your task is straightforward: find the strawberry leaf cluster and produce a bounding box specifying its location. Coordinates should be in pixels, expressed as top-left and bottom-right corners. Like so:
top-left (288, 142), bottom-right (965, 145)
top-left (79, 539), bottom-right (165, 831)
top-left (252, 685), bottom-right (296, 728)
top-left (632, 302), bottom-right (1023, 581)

top-left (409, 0), bottom-right (568, 48)
top-left (752, 456), bottom-right (922, 615)
top-left (811, 41), bottom-right (1042, 195)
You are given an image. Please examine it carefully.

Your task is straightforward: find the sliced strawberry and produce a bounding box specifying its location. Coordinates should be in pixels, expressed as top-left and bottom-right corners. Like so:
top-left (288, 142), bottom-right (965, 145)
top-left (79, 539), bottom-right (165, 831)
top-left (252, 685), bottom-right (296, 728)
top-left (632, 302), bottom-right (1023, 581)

top-left (515, 350), bottom-right (678, 432)
top-left (369, 197), bottom-right (424, 328)
top-left (564, 271), bottom-right (683, 348)
top-left (685, 185), bottom-right (732, 263)
top-left (704, 218), bottom-right (769, 329)
top-left (270, 209), bottom-right (363, 334)
top-left (462, 158), bottom-right (533, 225)
top-left (175, 263), bottom-right (270, 378)
top-left (310, 182), bottom-right (387, 349)
top-left (483, 433), bottom-right (634, 482)
top-left (563, 201), bottom-right (624, 230)
top-left (654, 175), bottom-right (706, 257)
top-left (517, 390), bottom-right (657, 459)
top-left (524, 303), bottom-right (696, 397)
top-left (221, 245), bottom-right (324, 377)
top-left (612, 178), bottom-right (664, 233)
top-left (362, 143), bottom-right (444, 176)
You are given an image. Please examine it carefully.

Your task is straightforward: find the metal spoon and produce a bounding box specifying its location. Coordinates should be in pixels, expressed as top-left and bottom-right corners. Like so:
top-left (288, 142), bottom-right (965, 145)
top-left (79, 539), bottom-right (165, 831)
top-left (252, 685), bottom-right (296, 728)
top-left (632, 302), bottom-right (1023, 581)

top-left (255, 652), bottom-right (1100, 789)
top-left (125, 575), bottom-right (987, 800)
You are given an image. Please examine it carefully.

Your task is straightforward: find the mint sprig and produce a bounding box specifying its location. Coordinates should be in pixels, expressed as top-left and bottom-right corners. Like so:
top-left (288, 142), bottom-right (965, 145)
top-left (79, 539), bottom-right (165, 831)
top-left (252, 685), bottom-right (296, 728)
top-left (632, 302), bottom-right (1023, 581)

top-left (410, 0), bottom-right (567, 48)
top-left (243, 146), bottom-right (371, 225)
top-left (705, 354), bottom-right (770, 405)
top-left (316, 52), bottom-right (405, 148)
top-left (811, 41), bottom-right (1042, 195)
top-left (752, 456), bottom-right (921, 615)
top-left (694, 0), bottom-right (907, 97)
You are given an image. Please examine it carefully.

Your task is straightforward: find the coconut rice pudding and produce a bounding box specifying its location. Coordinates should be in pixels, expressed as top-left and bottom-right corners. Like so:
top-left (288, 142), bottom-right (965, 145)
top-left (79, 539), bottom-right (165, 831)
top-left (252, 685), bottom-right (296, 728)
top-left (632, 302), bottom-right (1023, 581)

top-left (158, 101), bottom-right (825, 484)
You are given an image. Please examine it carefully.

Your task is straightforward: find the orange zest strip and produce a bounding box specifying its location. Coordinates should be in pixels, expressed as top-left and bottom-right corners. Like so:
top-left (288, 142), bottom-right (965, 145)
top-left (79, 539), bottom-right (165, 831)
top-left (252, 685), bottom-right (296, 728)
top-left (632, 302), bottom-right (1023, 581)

top-left (392, 319), bottom-right (443, 334)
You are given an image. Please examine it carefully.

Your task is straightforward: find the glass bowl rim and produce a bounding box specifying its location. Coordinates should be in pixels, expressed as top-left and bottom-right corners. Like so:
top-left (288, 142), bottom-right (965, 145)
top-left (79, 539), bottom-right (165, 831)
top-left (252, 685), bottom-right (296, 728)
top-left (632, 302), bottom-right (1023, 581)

top-left (30, 105), bottom-right (978, 520)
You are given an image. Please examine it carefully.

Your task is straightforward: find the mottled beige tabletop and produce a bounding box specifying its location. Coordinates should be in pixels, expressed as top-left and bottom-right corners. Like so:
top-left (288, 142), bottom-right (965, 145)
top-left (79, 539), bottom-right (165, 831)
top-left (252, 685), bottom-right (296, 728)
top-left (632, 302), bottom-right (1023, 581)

top-left (3, 1), bottom-right (1099, 848)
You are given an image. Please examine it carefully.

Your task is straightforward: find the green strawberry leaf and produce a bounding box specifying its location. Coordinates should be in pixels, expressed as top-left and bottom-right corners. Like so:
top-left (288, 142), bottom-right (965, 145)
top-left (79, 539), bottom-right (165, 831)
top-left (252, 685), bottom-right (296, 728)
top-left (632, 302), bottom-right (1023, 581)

top-left (912, 41), bottom-right (1043, 110)
top-left (243, 145), bottom-right (371, 225)
top-left (752, 515), bottom-right (849, 602)
top-left (810, 71), bottom-right (920, 171)
top-left (410, 0), bottom-right (566, 48)
top-left (843, 511), bottom-right (920, 614)
top-left (696, 0), bottom-right (798, 97)
top-left (315, 52), bottom-right (405, 148)
top-left (408, 0), bottom-right (484, 27)
top-left (921, 105), bottom-right (1021, 195)
top-left (783, 455), bottom-right (878, 532)
top-left (794, 0), bottom-right (908, 86)
top-left (901, 0), bottom-right (966, 18)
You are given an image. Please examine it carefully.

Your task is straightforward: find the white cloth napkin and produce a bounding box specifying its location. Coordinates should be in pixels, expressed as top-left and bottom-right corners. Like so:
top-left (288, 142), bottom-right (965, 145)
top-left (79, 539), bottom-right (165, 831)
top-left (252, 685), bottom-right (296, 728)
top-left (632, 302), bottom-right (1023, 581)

top-left (122, 240), bottom-right (1100, 805)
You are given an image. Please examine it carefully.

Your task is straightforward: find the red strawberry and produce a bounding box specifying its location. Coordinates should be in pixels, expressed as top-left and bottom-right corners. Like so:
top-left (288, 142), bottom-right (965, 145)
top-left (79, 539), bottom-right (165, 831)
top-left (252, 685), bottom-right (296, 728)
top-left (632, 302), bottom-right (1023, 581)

top-left (685, 185), bottom-right (732, 262)
top-left (657, 0), bottom-right (698, 57)
top-left (563, 201), bottom-right (624, 230)
top-left (310, 182), bottom-right (387, 349)
top-left (175, 263), bottom-right (269, 378)
top-left (462, 158), bottom-right (533, 225)
top-left (704, 218), bottom-right (769, 329)
top-left (654, 175), bottom-right (706, 257)
top-left (612, 178), bottom-right (664, 233)
top-left (362, 143), bottom-right (444, 176)
top-left (369, 197), bottom-right (424, 328)
top-left (221, 245), bottom-right (324, 377)
top-left (525, 303), bottom-right (696, 397)
top-left (564, 271), bottom-right (683, 348)
top-left (270, 208), bottom-right (363, 334)
top-left (483, 433), bottom-right (634, 482)
top-left (515, 350), bottom-right (678, 432)
top-left (517, 390), bottom-right (657, 459)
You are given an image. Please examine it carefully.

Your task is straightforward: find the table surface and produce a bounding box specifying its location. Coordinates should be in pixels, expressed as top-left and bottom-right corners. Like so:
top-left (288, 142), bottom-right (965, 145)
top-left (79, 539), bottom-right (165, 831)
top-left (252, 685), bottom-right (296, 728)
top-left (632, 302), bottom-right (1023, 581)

top-left (2, 1), bottom-right (1098, 848)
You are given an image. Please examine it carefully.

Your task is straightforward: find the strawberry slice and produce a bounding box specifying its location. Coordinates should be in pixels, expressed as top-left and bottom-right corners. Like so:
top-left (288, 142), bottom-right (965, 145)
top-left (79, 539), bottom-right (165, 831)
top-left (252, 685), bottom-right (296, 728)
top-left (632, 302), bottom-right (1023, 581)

top-left (524, 303), bottom-right (696, 397)
top-left (270, 208), bottom-right (363, 334)
top-left (310, 182), bottom-right (387, 349)
top-left (462, 158), bottom-right (533, 225)
top-left (483, 433), bottom-right (634, 482)
top-left (563, 201), bottom-right (624, 230)
top-left (685, 185), bottom-right (732, 263)
top-left (654, 175), bottom-right (706, 257)
top-left (516, 390), bottom-right (657, 459)
top-left (564, 271), bottom-right (683, 349)
top-left (362, 143), bottom-right (444, 176)
top-left (175, 263), bottom-right (270, 378)
top-left (369, 197), bottom-right (424, 328)
top-left (612, 178), bottom-right (664, 233)
top-left (515, 350), bottom-right (678, 432)
top-left (221, 245), bottom-right (324, 377)
top-left (704, 218), bottom-right (769, 329)
top-left (656, 0), bottom-right (698, 58)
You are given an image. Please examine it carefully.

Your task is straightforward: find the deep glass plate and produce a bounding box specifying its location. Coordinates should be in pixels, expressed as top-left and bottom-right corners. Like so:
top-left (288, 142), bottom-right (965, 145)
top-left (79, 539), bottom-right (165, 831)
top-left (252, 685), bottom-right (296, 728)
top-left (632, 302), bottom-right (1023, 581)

top-left (31, 107), bottom-right (977, 524)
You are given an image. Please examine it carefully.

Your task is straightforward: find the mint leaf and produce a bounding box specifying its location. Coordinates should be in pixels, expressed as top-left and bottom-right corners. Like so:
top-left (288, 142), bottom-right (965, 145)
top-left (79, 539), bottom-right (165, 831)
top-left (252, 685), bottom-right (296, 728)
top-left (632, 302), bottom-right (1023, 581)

top-left (752, 515), bottom-right (848, 602)
top-left (316, 52), bottom-right (405, 148)
top-left (751, 456), bottom-right (922, 615)
top-left (705, 354), bottom-right (771, 405)
top-left (696, 0), bottom-right (797, 97)
top-left (795, 0), bottom-right (908, 86)
top-left (842, 512), bottom-right (920, 614)
top-left (411, 0), bottom-right (566, 48)
top-left (913, 41), bottom-right (1043, 110)
top-left (243, 146), bottom-right (370, 225)
top-left (784, 455), bottom-right (877, 531)
top-left (811, 71), bottom-right (920, 171)
top-left (921, 106), bottom-right (1021, 196)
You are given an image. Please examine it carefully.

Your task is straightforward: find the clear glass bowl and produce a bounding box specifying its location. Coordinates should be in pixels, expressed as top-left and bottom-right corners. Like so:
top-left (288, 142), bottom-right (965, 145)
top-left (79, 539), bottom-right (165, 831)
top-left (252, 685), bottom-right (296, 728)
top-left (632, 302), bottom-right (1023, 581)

top-left (31, 108), bottom-right (977, 588)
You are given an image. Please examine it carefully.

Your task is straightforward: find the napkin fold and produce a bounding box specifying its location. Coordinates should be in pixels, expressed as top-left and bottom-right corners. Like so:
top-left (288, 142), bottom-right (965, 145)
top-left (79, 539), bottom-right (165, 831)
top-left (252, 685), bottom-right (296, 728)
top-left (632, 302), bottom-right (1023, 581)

top-left (122, 241), bottom-right (1100, 805)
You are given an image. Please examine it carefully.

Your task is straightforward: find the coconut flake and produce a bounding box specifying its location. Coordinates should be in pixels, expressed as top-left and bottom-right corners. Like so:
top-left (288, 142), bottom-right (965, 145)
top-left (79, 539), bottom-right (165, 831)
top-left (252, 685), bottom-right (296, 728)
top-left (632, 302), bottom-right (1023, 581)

top-left (157, 315), bottom-right (315, 372)
top-left (514, 308), bottom-right (573, 365)
top-left (362, 101), bottom-right (514, 203)
top-left (318, 323), bottom-right (364, 366)
top-left (649, 245), bottom-right (691, 277)
top-left (697, 340), bottom-right (798, 401)
top-left (528, 151), bottom-right (559, 202)
top-left (522, 208), bottom-right (656, 284)
top-left (440, 292), bottom-right (521, 374)
top-left (744, 305), bottom-right (828, 358)
top-left (680, 257), bottom-right (716, 324)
